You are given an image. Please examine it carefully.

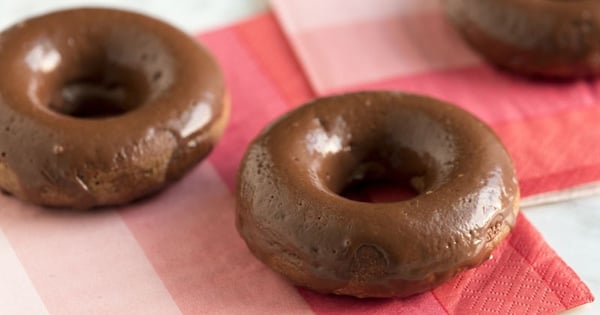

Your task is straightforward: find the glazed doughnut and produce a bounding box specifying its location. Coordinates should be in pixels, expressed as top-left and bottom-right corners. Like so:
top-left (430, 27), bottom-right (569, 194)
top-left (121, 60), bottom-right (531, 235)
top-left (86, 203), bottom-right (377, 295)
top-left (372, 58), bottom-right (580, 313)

top-left (0, 8), bottom-right (228, 209)
top-left (443, 0), bottom-right (600, 77)
top-left (236, 92), bottom-right (519, 298)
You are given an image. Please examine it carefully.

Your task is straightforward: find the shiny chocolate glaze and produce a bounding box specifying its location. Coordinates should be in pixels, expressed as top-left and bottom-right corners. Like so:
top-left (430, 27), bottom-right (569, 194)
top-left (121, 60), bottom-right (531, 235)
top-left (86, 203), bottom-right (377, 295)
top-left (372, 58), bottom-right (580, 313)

top-left (236, 92), bottom-right (519, 298)
top-left (443, 0), bottom-right (600, 77)
top-left (0, 8), bottom-right (228, 209)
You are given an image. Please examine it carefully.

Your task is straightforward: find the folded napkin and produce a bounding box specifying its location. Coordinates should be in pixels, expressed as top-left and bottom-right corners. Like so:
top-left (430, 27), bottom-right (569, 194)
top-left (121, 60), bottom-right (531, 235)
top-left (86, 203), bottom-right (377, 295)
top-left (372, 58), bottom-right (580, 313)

top-left (271, 0), bottom-right (600, 208)
top-left (0, 9), bottom-right (593, 315)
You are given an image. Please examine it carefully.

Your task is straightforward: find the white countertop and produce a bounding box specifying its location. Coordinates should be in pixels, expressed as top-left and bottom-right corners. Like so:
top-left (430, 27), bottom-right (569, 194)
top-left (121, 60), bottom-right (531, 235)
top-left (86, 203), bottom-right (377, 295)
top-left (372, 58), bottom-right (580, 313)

top-left (0, 1), bottom-right (597, 314)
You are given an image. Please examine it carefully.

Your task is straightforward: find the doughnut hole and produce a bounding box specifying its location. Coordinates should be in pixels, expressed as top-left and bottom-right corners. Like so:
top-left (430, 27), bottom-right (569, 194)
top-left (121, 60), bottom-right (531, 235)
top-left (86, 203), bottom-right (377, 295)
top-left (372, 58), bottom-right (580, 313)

top-left (338, 150), bottom-right (431, 202)
top-left (310, 111), bottom-right (458, 204)
top-left (23, 31), bottom-right (174, 119)
top-left (48, 64), bottom-right (150, 118)
top-left (337, 149), bottom-right (435, 203)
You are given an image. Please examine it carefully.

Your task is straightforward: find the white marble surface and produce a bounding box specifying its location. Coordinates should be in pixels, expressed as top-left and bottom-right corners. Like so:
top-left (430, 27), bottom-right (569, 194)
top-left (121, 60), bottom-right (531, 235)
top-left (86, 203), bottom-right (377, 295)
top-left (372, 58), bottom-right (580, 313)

top-left (0, 0), bottom-right (269, 32)
top-left (0, 1), bottom-right (598, 314)
top-left (527, 196), bottom-right (600, 315)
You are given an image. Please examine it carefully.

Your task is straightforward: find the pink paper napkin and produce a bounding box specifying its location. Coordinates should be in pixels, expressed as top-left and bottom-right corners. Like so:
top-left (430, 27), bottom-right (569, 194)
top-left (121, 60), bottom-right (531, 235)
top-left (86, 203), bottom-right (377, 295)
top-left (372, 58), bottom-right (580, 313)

top-left (0, 10), bottom-right (594, 315)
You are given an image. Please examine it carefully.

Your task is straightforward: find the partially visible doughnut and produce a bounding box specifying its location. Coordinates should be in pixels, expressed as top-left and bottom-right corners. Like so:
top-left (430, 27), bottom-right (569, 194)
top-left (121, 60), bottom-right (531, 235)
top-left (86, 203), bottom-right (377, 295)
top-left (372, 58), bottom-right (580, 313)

top-left (444, 0), bottom-right (600, 77)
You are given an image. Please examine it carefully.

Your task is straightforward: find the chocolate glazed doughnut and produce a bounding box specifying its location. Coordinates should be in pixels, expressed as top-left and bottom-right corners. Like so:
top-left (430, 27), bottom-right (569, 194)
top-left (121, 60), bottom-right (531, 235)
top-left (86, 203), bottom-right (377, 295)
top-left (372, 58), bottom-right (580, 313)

top-left (0, 8), bottom-right (228, 209)
top-left (443, 0), bottom-right (600, 77)
top-left (236, 92), bottom-right (519, 298)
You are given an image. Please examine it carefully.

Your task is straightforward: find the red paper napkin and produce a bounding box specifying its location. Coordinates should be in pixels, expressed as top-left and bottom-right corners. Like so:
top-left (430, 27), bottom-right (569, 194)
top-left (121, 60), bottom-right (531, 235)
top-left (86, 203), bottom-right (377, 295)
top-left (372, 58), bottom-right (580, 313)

top-left (0, 10), bottom-right (593, 315)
